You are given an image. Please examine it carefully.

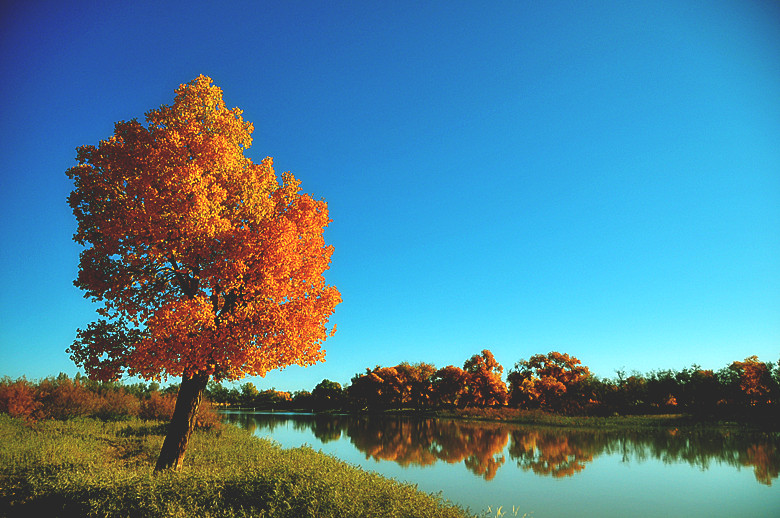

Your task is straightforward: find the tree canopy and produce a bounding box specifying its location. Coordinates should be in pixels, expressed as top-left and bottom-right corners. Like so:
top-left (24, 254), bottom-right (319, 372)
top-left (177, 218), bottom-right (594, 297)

top-left (67, 75), bottom-right (341, 383)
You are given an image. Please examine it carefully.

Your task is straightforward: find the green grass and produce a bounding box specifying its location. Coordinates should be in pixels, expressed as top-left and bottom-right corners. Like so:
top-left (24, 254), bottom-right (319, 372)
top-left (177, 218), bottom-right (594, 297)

top-left (0, 414), bottom-right (472, 518)
top-left (426, 407), bottom-right (755, 430)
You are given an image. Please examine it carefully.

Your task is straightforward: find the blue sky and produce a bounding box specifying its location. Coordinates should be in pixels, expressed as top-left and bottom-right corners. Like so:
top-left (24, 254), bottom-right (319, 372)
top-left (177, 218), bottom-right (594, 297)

top-left (1, 0), bottom-right (778, 392)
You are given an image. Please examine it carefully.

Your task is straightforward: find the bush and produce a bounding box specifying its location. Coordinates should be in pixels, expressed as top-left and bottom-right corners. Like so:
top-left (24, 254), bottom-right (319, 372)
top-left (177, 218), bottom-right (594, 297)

top-left (139, 391), bottom-right (221, 430)
top-left (37, 377), bottom-right (101, 420)
top-left (0, 376), bottom-right (220, 428)
top-left (139, 391), bottom-right (177, 421)
top-left (94, 389), bottom-right (141, 420)
top-left (0, 378), bottom-right (41, 420)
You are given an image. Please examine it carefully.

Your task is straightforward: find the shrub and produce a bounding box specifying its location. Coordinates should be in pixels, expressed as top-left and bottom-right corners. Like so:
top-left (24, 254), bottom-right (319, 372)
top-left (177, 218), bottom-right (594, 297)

top-left (94, 389), bottom-right (141, 420)
top-left (0, 378), bottom-right (41, 420)
top-left (194, 399), bottom-right (221, 430)
top-left (139, 392), bottom-right (176, 421)
top-left (37, 377), bottom-right (100, 420)
top-left (139, 391), bottom-right (221, 430)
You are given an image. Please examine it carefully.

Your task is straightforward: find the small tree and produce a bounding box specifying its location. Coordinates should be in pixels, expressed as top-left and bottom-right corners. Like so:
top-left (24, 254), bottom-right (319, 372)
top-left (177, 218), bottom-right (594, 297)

top-left (66, 76), bottom-right (341, 471)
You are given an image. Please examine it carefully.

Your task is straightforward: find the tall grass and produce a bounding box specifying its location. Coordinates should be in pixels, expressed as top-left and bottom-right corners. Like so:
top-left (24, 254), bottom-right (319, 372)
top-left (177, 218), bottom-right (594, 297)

top-left (0, 414), bottom-right (472, 517)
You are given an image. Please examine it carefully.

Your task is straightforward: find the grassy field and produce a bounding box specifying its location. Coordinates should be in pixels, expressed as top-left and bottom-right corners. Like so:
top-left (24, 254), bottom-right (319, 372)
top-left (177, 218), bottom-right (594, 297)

top-left (0, 414), bottom-right (472, 518)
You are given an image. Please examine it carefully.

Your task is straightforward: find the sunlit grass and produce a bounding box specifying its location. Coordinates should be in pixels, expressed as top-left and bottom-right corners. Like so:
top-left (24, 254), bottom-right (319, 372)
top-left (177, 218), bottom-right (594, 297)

top-left (0, 414), bottom-right (471, 517)
top-left (484, 505), bottom-right (531, 517)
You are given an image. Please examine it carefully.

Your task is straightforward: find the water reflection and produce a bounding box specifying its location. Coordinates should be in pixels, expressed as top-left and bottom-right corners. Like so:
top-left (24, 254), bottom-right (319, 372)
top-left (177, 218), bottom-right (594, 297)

top-left (222, 412), bottom-right (780, 486)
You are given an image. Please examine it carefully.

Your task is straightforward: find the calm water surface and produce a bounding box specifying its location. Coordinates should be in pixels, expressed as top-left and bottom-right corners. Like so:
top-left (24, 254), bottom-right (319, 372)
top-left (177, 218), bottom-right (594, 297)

top-left (222, 411), bottom-right (780, 517)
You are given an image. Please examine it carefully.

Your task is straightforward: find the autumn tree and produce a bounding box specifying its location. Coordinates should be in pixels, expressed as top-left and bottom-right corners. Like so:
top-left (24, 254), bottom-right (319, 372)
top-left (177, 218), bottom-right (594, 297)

top-left (66, 76), bottom-right (341, 472)
top-left (725, 356), bottom-right (778, 408)
top-left (462, 350), bottom-right (508, 407)
top-left (508, 352), bottom-right (589, 410)
top-left (432, 365), bottom-right (469, 408)
top-left (395, 362), bottom-right (437, 409)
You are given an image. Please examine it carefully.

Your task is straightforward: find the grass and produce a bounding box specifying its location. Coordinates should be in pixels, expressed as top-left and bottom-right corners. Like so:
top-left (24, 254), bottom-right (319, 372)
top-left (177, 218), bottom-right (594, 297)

top-left (425, 407), bottom-right (760, 430)
top-left (0, 414), bottom-right (472, 518)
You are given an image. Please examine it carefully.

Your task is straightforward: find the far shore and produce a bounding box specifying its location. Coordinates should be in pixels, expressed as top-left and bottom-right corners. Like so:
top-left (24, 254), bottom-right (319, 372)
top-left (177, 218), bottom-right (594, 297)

top-left (217, 406), bottom-right (779, 431)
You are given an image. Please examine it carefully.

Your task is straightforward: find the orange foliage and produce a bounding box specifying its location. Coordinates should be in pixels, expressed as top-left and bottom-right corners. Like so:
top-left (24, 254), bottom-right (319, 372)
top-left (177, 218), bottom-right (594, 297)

top-left (729, 356), bottom-right (774, 406)
top-left (66, 75), bottom-right (340, 383)
top-left (37, 377), bottom-right (101, 419)
top-left (509, 430), bottom-right (594, 478)
top-left (94, 389), bottom-right (141, 420)
top-left (139, 392), bottom-right (177, 421)
top-left (0, 378), bottom-right (41, 420)
top-left (433, 365), bottom-right (469, 408)
top-left (508, 351), bottom-right (589, 409)
top-left (462, 350), bottom-right (508, 407)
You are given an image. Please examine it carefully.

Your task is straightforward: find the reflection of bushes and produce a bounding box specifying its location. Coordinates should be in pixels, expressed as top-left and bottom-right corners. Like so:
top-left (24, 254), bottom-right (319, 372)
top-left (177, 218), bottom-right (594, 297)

top-left (229, 413), bottom-right (780, 486)
top-left (509, 430), bottom-right (599, 477)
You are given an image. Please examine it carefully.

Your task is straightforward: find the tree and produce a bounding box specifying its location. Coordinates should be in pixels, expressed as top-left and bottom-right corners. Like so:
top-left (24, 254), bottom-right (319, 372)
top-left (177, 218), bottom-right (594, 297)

top-left (311, 379), bottom-right (344, 410)
top-left (395, 362), bottom-right (437, 409)
top-left (240, 382), bottom-right (260, 407)
top-left (432, 365), bottom-right (469, 408)
top-left (66, 76), bottom-right (341, 471)
top-left (726, 356), bottom-right (777, 408)
top-left (347, 366), bottom-right (408, 410)
top-left (508, 352), bottom-right (589, 410)
top-left (462, 350), bottom-right (508, 407)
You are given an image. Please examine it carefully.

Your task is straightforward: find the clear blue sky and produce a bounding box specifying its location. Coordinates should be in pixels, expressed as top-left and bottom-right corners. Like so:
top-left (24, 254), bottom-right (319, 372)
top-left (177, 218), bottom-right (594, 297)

top-left (1, 0), bottom-right (778, 392)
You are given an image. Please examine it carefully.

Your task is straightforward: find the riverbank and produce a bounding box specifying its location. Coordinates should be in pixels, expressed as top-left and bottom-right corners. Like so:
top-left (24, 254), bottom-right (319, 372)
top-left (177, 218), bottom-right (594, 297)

top-left (433, 408), bottom-right (765, 429)
top-left (224, 406), bottom-right (777, 431)
top-left (0, 414), bottom-right (472, 518)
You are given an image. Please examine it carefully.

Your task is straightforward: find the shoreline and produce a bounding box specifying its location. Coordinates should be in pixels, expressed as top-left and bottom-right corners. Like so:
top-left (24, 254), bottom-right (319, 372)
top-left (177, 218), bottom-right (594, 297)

top-left (218, 406), bottom-right (778, 431)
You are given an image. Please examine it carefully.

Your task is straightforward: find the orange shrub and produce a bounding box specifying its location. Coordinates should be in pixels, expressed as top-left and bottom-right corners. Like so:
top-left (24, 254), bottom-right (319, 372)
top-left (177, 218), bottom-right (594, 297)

top-left (37, 377), bottom-right (100, 419)
top-left (94, 389), bottom-right (141, 420)
top-left (0, 378), bottom-right (41, 420)
top-left (139, 391), bottom-right (176, 421)
top-left (195, 398), bottom-right (221, 430)
top-left (140, 391), bottom-right (220, 429)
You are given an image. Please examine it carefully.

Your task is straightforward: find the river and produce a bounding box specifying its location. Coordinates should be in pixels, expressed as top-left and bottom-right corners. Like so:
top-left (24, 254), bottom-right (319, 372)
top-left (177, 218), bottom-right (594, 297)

top-left (221, 411), bottom-right (779, 517)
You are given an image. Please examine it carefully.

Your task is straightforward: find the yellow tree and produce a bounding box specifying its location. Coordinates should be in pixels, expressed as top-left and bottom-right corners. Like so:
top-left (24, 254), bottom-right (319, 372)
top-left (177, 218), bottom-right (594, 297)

top-left (66, 76), bottom-right (341, 471)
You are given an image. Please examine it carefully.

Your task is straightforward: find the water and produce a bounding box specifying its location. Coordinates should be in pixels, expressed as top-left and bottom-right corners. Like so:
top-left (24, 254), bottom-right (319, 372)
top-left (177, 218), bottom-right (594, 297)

top-left (221, 411), bottom-right (780, 517)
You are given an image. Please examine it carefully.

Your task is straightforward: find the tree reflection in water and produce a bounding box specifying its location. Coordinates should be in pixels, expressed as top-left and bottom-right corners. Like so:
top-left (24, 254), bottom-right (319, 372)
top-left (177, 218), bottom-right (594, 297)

top-left (222, 412), bottom-right (780, 486)
top-left (509, 429), bottom-right (596, 477)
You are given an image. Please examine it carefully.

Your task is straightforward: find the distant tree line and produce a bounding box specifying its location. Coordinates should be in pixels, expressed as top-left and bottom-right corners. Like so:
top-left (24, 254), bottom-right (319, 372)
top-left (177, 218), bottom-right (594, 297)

top-left (204, 350), bottom-right (780, 423)
top-left (3, 352), bottom-right (778, 425)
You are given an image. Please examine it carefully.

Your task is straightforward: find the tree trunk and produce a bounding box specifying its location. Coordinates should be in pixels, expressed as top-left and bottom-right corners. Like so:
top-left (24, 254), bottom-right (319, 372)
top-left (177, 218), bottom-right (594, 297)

top-left (154, 371), bottom-right (210, 472)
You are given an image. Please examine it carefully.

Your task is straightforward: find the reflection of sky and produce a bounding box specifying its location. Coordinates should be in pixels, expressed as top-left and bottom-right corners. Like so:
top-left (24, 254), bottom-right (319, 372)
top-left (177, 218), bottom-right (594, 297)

top-left (238, 415), bottom-right (780, 517)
